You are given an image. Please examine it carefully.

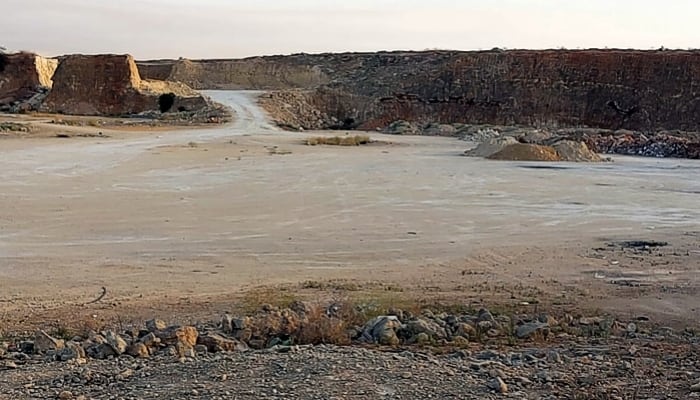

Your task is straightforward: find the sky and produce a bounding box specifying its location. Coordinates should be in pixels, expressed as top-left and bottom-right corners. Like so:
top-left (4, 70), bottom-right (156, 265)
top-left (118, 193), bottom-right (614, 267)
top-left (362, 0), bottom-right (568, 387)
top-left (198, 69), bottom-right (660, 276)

top-left (2, 0), bottom-right (698, 59)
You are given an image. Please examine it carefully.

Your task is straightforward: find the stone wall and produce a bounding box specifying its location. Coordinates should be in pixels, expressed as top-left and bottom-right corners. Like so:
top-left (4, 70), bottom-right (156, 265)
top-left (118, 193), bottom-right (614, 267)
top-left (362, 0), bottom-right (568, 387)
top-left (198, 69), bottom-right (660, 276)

top-left (43, 54), bottom-right (209, 116)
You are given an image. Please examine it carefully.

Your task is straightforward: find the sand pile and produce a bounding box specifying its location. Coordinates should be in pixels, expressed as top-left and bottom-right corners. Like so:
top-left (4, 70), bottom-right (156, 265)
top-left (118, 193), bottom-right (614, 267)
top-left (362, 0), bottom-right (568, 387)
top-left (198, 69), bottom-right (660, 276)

top-left (464, 137), bottom-right (518, 157)
top-left (552, 140), bottom-right (602, 162)
top-left (487, 143), bottom-right (562, 161)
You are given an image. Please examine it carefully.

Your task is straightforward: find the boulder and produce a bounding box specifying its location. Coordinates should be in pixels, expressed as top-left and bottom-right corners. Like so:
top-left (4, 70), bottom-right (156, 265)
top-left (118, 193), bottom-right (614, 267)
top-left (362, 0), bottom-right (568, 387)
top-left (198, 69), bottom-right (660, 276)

top-left (197, 332), bottom-right (248, 353)
top-left (34, 330), bottom-right (64, 354)
top-left (146, 319), bottom-right (167, 332)
top-left (126, 343), bottom-right (150, 358)
top-left (155, 326), bottom-right (199, 349)
top-left (358, 316), bottom-right (402, 346)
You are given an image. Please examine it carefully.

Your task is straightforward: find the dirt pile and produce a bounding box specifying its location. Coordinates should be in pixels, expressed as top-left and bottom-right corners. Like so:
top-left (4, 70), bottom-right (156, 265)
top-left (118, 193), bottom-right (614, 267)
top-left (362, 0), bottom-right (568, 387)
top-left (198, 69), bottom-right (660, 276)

top-left (552, 140), bottom-right (603, 162)
top-left (42, 54), bottom-right (210, 116)
top-left (487, 143), bottom-right (562, 161)
top-left (0, 52), bottom-right (57, 111)
top-left (465, 136), bottom-right (519, 157)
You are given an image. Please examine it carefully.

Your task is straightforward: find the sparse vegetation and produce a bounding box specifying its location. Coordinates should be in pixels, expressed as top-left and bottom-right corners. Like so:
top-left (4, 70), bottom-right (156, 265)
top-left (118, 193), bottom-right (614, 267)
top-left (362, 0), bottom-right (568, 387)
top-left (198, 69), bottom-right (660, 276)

top-left (305, 135), bottom-right (371, 146)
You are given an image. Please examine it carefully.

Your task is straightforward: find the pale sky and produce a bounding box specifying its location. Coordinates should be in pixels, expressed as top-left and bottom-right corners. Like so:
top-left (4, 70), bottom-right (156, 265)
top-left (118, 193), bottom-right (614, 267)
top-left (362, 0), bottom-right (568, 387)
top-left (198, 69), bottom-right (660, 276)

top-left (2, 0), bottom-right (698, 59)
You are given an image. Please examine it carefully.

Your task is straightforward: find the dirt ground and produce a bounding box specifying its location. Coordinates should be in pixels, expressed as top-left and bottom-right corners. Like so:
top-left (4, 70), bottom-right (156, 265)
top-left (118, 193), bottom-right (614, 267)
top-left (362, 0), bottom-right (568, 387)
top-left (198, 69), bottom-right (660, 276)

top-left (0, 91), bottom-right (698, 334)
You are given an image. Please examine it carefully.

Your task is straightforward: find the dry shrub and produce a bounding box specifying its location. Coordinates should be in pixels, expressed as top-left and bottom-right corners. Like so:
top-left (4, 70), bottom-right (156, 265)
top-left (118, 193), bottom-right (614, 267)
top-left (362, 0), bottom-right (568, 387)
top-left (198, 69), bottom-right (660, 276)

top-left (296, 303), bottom-right (353, 345)
top-left (305, 135), bottom-right (371, 146)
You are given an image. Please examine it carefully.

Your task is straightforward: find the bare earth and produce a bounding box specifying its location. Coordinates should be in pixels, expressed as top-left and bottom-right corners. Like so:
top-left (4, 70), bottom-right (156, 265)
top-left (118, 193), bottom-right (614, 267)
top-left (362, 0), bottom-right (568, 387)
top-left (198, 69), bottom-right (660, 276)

top-left (0, 91), bottom-right (699, 331)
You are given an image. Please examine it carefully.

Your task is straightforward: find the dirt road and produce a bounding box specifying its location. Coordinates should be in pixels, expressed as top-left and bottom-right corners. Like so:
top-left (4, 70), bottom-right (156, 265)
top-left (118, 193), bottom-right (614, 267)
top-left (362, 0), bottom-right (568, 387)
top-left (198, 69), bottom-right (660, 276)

top-left (0, 91), bottom-right (698, 329)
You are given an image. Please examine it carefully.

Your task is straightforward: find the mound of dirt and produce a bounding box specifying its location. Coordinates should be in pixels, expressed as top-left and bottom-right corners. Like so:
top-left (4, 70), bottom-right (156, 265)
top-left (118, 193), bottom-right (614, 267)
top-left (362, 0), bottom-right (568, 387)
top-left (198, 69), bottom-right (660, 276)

top-left (464, 137), bottom-right (518, 157)
top-left (553, 140), bottom-right (602, 162)
top-left (487, 143), bottom-right (562, 161)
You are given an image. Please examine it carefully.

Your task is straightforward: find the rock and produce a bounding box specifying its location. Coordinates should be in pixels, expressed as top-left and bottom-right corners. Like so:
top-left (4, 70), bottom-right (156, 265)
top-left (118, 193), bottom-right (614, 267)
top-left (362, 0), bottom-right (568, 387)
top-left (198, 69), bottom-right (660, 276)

top-left (451, 336), bottom-right (469, 347)
top-left (19, 341), bottom-right (34, 354)
top-left (58, 390), bottom-right (74, 400)
top-left (34, 330), bottom-right (65, 354)
top-left (454, 323), bottom-right (477, 339)
top-left (402, 319), bottom-right (447, 340)
top-left (156, 326), bottom-right (199, 349)
top-left (197, 332), bottom-right (248, 353)
top-left (386, 120), bottom-right (420, 135)
top-left (1, 360), bottom-right (18, 370)
top-left (57, 341), bottom-right (86, 362)
top-left (126, 343), bottom-right (150, 358)
top-left (139, 332), bottom-right (161, 348)
top-left (146, 319), bottom-right (167, 332)
top-left (691, 382), bottom-right (700, 392)
top-left (488, 377), bottom-right (508, 393)
top-left (409, 332), bottom-right (431, 345)
top-left (118, 368), bottom-right (135, 380)
top-left (423, 123), bottom-right (457, 136)
top-left (104, 331), bottom-right (128, 355)
top-left (578, 317), bottom-right (605, 326)
top-left (515, 322), bottom-right (549, 339)
top-left (358, 316), bottom-right (402, 346)
top-left (547, 350), bottom-right (562, 364)
top-left (221, 314), bottom-right (234, 334)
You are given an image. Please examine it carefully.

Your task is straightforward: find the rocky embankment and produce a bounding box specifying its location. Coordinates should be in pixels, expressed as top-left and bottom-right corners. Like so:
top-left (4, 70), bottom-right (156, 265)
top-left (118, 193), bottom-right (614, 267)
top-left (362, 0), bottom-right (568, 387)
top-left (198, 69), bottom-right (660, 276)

top-left (140, 50), bottom-right (700, 133)
top-left (2, 303), bottom-right (700, 398)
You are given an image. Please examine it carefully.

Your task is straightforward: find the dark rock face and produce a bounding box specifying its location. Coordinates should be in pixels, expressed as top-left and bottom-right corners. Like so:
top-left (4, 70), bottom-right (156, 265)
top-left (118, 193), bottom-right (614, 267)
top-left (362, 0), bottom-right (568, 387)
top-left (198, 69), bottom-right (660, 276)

top-left (140, 50), bottom-right (700, 132)
top-left (0, 52), bottom-right (57, 108)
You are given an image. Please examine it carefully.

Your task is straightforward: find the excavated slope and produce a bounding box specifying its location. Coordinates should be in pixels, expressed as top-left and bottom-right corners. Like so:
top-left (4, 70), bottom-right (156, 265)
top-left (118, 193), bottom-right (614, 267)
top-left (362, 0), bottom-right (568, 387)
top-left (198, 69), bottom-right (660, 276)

top-left (139, 50), bottom-right (700, 132)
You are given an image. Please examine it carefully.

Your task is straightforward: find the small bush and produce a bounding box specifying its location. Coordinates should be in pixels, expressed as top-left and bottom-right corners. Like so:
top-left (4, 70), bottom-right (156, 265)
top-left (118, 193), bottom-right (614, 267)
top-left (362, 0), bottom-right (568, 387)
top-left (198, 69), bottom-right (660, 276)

top-left (305, 135), bottom-right (371, 146)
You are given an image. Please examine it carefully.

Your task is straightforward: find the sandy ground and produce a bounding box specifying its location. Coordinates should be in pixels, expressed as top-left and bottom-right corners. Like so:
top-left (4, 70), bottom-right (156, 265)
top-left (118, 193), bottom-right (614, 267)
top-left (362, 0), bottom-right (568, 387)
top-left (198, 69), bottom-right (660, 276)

top-left (0, 91), bottom-right (698, 332)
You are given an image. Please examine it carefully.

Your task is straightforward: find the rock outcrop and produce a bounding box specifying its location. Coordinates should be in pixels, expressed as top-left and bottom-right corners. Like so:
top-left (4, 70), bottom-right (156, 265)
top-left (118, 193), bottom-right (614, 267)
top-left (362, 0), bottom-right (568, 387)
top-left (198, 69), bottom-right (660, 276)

top-left (43, 54), bottom-right (210, 116)
top-left (0, 52), bottom-right (57, 111)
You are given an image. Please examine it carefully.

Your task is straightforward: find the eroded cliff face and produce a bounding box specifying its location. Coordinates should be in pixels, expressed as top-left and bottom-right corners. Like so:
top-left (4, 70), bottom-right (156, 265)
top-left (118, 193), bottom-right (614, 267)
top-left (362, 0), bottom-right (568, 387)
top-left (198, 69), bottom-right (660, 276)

top-left (138, 57), bottom-right (329, 90)
top-left (0, 52), bottom-right (57, 108)
top-left (43, 54), bottom-right (209, 116)
top-left (141, 50), bottom-right (700, 132)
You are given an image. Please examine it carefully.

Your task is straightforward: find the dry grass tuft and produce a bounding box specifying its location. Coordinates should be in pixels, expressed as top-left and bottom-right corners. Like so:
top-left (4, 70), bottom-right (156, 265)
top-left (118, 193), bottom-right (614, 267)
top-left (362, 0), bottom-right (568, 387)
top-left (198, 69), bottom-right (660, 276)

top-left (305, 135), bottom-right (371, 146)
